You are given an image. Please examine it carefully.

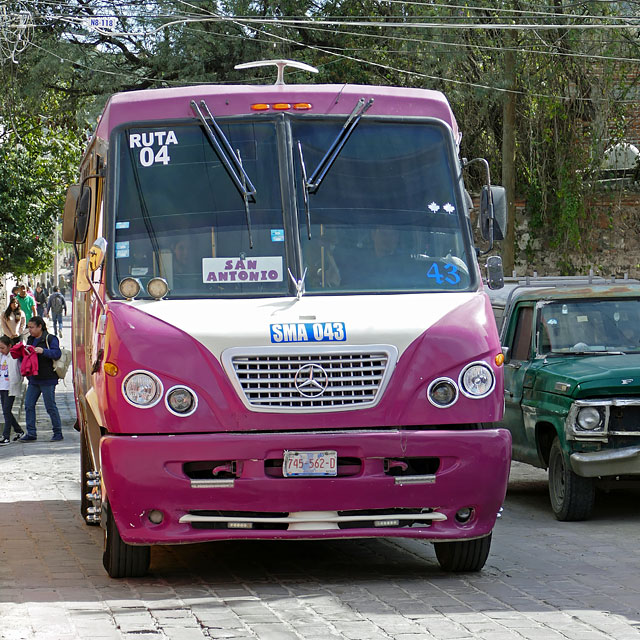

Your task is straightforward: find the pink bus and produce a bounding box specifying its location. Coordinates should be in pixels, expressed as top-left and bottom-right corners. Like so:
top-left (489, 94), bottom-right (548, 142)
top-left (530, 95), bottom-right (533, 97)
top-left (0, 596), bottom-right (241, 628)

top-left (63, 60), bottom-right (511, 578)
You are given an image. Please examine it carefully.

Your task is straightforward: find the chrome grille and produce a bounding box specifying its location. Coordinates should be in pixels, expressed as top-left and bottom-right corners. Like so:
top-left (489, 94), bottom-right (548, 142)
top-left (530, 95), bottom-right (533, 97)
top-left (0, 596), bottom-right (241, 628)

top-left (225, 347), bottom-right (396, 412)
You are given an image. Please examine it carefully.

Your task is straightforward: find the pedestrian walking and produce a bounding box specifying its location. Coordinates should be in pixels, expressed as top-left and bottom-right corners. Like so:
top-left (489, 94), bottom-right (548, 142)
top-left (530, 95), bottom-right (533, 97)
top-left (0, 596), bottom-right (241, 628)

top-left (34, 284), bottom-right (47, 318)
top-left (0, 336), bottom-right (24, 445)
top-left (15, 284), bottom-right (36, 322)
top-left (18, 317), bottom-right (63, 443)
top-left (1, 297), bottom-right (26, 344)
top-left (46, 287), bottom-right (67, 338)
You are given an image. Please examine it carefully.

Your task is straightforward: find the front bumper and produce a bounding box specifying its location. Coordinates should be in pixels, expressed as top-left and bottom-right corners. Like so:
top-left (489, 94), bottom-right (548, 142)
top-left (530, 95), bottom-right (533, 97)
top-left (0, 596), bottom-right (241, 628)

top-left (100, 428), bottom-right (511, 545)
top-left (570, 445), bottom-right (640, 477)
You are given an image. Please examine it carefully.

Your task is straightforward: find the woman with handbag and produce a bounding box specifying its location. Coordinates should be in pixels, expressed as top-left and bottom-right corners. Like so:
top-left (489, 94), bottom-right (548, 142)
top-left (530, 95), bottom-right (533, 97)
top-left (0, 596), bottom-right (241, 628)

top-left (18, 316), bottom-right (63, 442)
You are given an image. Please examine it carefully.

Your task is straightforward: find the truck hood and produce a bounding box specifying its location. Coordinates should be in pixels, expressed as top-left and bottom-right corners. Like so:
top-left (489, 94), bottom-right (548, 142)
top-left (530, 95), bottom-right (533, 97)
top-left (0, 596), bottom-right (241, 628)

top-left (534, 354), bottom-right (640, 398)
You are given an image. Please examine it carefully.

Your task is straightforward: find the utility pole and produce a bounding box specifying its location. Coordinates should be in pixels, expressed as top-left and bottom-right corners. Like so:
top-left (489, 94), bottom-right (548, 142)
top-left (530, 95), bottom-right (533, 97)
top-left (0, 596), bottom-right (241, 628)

top-left (502, 42), bottom-right (517, 275)
top-left (54, 218), bottom-right (59, 290)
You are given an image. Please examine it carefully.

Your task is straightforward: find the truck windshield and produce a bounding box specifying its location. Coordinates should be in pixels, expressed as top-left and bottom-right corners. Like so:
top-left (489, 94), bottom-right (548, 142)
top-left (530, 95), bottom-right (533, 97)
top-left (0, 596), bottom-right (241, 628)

top-left (110, 120), bottom-right (288, 298)
top-left (539, 299), bottom-right (640, 354)
top-left (294, 119), bottom-right (472, 293)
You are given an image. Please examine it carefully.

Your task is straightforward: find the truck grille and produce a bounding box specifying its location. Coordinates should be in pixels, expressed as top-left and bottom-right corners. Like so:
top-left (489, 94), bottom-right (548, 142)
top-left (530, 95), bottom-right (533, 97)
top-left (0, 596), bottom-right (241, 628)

top-left (223, 346), bottom-right (397, 412)
top-left (609, 405), bottom-right (640, 434)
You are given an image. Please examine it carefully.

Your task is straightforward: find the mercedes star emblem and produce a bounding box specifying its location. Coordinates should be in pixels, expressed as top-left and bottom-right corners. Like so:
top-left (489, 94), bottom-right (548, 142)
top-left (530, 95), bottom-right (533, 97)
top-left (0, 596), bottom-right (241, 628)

top-left (294, 363), bottom-right (329, 398)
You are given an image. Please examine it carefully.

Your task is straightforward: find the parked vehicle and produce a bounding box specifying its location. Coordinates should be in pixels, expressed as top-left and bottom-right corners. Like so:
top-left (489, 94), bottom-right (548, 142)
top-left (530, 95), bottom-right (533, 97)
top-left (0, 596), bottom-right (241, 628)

top-left (489, 275), bottom-right (640, 520)
top-left (63, 60), bottom-right (511, 578)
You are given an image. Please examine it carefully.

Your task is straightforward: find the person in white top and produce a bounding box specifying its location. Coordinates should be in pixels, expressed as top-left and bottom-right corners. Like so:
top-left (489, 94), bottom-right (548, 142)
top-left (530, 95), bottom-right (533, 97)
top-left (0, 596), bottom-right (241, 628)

top-left (1, 297), bottom-right (26, 344)
top-left (0, 335), bottom-right (25, 444)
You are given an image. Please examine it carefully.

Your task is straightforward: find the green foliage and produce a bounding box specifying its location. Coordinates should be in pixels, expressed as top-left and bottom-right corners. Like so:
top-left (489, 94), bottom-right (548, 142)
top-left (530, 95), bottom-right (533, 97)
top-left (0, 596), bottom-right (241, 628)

top-left (0, 90), bottom-right (82, 277)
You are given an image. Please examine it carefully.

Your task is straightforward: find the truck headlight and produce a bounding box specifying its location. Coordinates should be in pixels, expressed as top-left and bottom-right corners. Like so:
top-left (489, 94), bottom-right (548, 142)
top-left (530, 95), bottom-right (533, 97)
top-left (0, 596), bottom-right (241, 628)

top-left (459, 362), bottom-right (495, 399)
top-left (122, 371), bottom-right (163, 408)
top-left (576, 407), bottom-right (603, 431)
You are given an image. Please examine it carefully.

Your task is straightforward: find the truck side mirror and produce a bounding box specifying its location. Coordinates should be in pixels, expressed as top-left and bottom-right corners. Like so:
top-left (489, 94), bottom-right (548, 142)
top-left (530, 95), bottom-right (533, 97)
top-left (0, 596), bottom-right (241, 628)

top-left (480, 186), bottom-right (507, 242)
top-left (62, 184), bottom-right (80, 243)
top-left (485, 255), bottom-right (504, 290)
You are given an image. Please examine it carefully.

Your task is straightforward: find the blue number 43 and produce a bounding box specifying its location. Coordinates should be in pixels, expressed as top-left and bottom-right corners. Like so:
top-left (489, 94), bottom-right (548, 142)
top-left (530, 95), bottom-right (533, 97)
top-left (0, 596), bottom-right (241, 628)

top-left (427, 262), bottom-right (460, 285)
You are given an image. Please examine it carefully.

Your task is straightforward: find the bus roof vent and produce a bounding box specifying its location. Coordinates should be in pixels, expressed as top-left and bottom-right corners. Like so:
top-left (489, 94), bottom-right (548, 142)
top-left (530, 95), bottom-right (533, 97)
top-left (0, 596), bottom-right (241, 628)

top-left (234, 59), bottom-right (319, 86)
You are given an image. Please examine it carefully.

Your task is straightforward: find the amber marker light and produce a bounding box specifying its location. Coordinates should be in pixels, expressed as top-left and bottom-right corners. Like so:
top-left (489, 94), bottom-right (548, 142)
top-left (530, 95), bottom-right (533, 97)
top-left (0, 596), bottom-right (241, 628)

top-left (272, 103), bottom-right (292, 110)
top-left (495, 353), bottom-right (505, 367)
top-left (293, 103), bottom-right (312, 110)
top-left (104, 362), bottom-right (119, 377)
top-left (251, 103), bottom-right (270, 111)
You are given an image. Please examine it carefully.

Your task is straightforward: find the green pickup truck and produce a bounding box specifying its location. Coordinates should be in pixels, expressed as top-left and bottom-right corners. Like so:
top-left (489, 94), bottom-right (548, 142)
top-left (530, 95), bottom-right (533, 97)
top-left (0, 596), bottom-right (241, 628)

top-left (490, 277), bottom-right (640, 520)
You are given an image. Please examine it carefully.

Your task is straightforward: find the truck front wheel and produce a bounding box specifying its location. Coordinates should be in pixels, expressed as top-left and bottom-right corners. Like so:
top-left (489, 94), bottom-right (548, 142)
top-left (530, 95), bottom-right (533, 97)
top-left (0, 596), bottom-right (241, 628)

top-left (434, 534), bottom-right (491, 572)
top-left (548, 437), bottom-right (595, 521)
top-left (103, 503), bottom-right (150, 578)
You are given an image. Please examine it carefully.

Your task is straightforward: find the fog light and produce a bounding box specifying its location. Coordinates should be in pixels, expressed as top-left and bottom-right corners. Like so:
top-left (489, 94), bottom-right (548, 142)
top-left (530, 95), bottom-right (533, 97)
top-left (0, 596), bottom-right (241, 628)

top-left (147, 277), bottom-right (169, 299)
top-left (118, 277), bottom-right (142, 299)
top-left (455, 507), bottom-right (473, 523)
top-left (148, 510), bottom-right (164, 524)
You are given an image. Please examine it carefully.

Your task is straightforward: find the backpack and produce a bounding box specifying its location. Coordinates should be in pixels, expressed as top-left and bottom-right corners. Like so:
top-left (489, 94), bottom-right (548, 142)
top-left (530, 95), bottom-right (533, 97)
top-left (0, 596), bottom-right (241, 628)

top-left (45, 334), bottom-right (72, 379)
top-left (49, 293), bottom-right (65, 315)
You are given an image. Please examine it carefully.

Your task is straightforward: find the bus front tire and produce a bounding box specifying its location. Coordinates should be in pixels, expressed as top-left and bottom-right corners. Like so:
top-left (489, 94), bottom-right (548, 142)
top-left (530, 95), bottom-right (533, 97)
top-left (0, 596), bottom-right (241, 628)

top-left (103, 505), bottom-right (150, 578)
top-left (548, 437), bottom-right (595, 521)
top-left (433, 534), bottom-right (491, 572)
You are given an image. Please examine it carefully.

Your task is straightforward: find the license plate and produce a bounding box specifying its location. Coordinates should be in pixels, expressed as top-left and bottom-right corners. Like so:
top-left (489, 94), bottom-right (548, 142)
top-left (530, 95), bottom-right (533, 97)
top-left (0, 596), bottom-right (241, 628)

top-left (283, 450), bottom-right (337, 477)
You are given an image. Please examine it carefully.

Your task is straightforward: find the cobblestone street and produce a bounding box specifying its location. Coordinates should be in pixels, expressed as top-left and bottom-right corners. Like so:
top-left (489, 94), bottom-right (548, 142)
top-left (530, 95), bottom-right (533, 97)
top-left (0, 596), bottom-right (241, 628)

top-left (1, 317), bottom-right (640, 639)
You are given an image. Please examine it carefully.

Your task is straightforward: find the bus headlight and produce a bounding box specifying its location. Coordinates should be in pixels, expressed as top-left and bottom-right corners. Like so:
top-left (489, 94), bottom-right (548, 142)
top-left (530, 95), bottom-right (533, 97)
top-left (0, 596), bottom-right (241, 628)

top-left (165, 386), bottom-right (197, 416)
top-left (427, 378), bottom-right (458, 408)
top-left (576, 407), bottom-right (603, 431)
top-left (122, 371), bottom-right (163, 408)
top-left (459, 362), bottom-right (495, 399)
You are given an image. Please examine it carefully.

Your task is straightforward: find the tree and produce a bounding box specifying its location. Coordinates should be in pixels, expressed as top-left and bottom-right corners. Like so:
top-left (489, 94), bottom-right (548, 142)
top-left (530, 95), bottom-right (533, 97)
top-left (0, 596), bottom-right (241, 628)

top-left (0, 90), bottom-right (82, 277)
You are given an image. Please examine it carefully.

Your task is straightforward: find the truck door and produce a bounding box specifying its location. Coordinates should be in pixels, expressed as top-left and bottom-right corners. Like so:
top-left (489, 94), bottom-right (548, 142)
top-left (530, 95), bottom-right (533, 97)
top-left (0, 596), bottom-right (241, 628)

top-left (503, 303), bottom-right (535, 461)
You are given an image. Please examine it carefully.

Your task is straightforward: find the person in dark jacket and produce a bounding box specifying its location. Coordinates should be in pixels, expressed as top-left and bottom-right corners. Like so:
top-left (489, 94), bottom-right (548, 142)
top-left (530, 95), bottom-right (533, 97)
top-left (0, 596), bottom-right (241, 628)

top-left (18, 316), bottom-right (63, 442)
top-left (34, 284), bottom-right (47, 318)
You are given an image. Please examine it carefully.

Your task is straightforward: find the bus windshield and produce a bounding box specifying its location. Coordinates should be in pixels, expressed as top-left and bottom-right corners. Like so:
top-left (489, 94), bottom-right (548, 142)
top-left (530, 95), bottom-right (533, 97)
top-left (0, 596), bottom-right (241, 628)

top-left (294, 119), bottom-right (471, 293)
top-left (109, 116), bottom-right (472, 298)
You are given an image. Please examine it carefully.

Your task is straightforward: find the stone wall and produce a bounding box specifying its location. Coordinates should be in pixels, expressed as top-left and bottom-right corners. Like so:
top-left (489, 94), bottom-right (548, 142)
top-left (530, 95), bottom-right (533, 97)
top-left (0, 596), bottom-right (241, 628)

top-left (482, 190), bottom-right (640, 279)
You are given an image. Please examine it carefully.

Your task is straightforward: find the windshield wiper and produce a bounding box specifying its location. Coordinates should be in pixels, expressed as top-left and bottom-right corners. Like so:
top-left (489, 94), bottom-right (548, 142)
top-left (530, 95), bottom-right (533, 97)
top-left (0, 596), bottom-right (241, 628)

top-left (545, 350), bottom-right (626, 358)
top-left (305, 97), bottom-right (374, 195)
top-left (190, 99), bottom-right (257, 203)
top-left (569, 350), bottom-right (626, 356)
top-left (236, 149), bottom-right (254, 249)
top-left (297, 141), bottom-right (312, 239)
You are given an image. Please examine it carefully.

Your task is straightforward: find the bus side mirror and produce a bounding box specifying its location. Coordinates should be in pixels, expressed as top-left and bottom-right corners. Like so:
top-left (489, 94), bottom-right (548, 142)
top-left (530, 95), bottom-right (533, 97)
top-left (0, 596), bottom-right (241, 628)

top-left (485, 255), bottom-right (504, 290)
top-left (75, 186), bottom-right (92, 244)
top-left (76, 258), bottom-right (91, 292)
top-left (62, 184), bottom-right (80, 243)
top-left (480, 186), bottom-right (506, 242)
